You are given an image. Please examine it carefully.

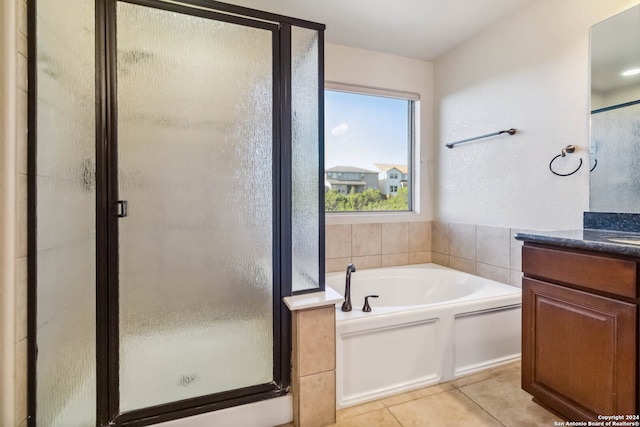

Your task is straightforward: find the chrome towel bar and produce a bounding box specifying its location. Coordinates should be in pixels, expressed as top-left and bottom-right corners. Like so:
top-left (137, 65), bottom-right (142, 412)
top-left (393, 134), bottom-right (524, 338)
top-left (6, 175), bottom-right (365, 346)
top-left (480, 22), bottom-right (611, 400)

top-left (445, 128), bottom-right (516, 149)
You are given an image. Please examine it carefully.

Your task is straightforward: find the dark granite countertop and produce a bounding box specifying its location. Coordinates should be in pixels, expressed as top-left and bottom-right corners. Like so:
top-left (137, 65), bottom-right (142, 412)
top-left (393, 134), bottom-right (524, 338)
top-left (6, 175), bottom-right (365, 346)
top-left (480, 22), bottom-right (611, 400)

top-left (514, 228), bottom-right (640, 258)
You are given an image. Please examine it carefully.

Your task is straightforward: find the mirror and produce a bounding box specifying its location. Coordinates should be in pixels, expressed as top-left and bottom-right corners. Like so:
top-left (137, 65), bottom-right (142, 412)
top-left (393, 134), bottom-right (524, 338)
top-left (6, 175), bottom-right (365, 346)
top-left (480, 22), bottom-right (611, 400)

top-left (590, 5), bottom-right (640, 213)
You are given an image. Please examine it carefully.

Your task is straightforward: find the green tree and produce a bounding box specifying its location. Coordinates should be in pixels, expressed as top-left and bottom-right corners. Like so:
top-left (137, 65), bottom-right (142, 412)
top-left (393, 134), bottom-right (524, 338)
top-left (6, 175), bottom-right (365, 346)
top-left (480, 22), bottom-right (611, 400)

top-left (385, 187), bottom-right (409, 210)
top-left (325, 187), bottom-right (409, 212)
top-left (350, 188), bottom-right (386, 211)
top-left (325, 190), bottom-right (348, 211)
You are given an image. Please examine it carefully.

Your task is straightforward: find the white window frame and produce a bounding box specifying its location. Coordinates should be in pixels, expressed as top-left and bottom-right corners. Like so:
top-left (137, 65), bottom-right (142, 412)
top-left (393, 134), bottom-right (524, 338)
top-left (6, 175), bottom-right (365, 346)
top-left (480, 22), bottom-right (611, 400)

top-left (324, 81), bottom-right (420, 221)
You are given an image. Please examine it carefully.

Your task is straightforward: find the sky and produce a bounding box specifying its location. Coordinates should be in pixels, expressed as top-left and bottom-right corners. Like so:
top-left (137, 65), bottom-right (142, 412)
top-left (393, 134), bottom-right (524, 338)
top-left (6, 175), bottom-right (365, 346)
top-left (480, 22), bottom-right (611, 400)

top-left (324, 90), bottom-right (410, 172)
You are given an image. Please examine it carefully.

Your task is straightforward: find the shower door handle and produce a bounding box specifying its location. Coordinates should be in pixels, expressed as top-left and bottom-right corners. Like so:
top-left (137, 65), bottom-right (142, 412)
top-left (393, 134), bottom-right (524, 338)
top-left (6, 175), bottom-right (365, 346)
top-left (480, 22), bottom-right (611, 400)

top-left (117, 200), bottom-right (128, 218)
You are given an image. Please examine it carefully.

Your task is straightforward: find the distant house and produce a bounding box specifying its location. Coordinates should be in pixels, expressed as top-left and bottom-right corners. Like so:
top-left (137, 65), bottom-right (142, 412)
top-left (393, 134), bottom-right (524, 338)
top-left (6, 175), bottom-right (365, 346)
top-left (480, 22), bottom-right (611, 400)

top-left (375, 164), bottom-right (409, 196)
top-left (325, 166), bottom-right (379, 194)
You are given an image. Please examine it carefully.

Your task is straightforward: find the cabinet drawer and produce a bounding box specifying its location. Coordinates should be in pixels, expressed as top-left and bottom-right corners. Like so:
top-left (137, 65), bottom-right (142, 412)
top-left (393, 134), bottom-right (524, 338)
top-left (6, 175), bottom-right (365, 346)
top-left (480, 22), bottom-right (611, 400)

top-left (522, 245), bottom-right (637, 298)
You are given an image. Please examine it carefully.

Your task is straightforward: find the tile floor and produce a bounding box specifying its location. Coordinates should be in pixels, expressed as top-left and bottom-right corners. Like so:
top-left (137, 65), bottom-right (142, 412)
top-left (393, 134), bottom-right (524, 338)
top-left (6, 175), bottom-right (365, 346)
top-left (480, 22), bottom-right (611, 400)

top-left (278, 361), bottom-right (561, 427)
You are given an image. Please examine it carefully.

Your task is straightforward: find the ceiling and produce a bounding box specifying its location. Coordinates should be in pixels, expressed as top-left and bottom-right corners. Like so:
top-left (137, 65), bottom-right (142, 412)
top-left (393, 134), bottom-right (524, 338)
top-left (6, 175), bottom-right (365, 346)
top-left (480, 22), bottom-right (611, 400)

top-left (222, 0), bottom-right (535, 61)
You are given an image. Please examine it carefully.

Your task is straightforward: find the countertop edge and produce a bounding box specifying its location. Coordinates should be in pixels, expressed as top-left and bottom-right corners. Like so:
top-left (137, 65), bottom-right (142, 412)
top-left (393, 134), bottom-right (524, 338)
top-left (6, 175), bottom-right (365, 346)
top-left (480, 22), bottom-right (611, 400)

top-left (515, 230), bottom-right (640, 258)
top-left (283, 286), bottom-right (344, 311)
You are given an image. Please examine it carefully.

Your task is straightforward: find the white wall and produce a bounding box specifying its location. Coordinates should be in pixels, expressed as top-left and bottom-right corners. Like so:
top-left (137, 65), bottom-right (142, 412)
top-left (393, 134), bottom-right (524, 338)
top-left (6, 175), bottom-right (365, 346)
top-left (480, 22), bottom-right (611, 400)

top-left (434, 0), bottom-right (638, 230)
top-left (325, 43), bottom-right (434, 224)
top-left (592, 82), bottom-right (640, 110)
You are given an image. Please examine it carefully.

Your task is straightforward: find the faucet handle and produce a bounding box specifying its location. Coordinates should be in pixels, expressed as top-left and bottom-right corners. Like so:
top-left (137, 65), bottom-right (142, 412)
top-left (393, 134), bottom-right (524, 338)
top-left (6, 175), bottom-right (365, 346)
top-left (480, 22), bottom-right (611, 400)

top-left (362, 295), bottom-right (379, 312)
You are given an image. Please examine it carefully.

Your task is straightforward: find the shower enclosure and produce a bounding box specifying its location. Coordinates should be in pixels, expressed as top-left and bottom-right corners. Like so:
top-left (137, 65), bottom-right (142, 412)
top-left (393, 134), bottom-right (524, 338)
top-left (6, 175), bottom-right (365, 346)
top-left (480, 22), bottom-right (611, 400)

top-left (29, 0), bottom-right (324, 425)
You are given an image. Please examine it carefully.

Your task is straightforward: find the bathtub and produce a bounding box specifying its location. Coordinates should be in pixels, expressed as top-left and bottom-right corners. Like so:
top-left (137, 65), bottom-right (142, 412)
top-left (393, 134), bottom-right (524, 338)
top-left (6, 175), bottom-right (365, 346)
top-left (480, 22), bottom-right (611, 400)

top-left (326, 263), bottom-right (522, 409)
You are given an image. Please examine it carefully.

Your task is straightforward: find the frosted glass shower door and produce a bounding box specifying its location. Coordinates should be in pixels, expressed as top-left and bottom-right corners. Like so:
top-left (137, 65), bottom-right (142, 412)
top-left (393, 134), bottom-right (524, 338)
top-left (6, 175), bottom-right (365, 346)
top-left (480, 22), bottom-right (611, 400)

top-left (115, 3), bottom-right (275, 411)
top-left (35, 0), bottom-right (97, 425)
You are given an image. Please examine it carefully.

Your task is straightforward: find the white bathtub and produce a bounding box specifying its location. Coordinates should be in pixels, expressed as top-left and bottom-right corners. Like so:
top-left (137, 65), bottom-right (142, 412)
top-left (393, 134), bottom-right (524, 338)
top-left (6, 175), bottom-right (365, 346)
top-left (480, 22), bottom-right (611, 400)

top-left (326, 263), bottom-right (522, 409)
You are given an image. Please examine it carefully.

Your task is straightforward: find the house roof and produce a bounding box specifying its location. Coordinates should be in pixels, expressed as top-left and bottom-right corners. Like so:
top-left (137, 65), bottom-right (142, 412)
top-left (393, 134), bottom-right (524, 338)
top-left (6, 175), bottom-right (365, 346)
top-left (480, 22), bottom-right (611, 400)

top-left (325, 166), bottom-right (379, 174)
top-left (375, 164), bottom-right (409, 174)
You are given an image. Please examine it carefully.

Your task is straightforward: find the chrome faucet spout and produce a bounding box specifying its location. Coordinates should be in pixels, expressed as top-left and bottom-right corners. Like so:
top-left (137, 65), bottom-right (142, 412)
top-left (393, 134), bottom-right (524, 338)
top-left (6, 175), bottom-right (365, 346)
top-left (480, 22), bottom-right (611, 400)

top-left (341, 263), bottom-right (356, 312)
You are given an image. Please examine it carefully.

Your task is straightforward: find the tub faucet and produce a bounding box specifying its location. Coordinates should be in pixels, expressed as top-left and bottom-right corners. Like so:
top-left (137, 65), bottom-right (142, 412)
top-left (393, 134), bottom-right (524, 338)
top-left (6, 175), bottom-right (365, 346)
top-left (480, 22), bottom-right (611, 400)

top-left (341, 263), bottom-right (357, 312)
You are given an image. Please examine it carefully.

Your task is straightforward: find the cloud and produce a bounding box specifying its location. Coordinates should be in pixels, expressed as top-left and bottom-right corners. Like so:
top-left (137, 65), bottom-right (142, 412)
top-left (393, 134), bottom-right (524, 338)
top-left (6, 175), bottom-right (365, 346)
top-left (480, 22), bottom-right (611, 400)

top-left (331, 123), bottom-right (349, 136)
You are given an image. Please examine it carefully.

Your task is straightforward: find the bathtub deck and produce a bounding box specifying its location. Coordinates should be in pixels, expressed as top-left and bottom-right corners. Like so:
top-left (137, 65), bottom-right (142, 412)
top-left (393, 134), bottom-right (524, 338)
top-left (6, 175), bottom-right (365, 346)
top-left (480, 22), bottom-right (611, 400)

top-left (276, 360), bottom-right (561, 426)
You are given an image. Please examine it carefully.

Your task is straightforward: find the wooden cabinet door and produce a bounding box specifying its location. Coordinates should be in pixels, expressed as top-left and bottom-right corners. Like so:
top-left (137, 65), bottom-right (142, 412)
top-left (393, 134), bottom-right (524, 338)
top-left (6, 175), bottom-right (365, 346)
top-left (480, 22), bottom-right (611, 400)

top-left (522, 278), bottom-right (637, 420)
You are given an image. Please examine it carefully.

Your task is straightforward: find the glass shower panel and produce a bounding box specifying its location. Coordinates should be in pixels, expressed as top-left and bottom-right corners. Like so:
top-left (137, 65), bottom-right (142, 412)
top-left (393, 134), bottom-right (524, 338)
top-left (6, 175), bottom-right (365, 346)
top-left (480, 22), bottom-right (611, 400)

top-left (36, 0), bottom-right (97, 426)
top-left (590, 103), bottom-right (640, 212)
top-left (291, 27), bottom-right (320, 292)
top-left (116, 3), bottom-right (274, 411)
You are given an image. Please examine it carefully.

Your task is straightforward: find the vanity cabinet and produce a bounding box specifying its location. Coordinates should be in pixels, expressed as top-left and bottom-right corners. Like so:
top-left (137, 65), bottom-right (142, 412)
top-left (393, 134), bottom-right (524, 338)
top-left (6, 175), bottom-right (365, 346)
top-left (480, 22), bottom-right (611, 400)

top-left (521, 243), bottom-right (638, 420)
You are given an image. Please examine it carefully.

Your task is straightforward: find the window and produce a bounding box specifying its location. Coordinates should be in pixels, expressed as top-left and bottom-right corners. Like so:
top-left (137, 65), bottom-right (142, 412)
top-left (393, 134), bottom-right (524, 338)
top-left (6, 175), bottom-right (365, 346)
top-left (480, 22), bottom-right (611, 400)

top-left (324, 82), bottom-right (417, 212)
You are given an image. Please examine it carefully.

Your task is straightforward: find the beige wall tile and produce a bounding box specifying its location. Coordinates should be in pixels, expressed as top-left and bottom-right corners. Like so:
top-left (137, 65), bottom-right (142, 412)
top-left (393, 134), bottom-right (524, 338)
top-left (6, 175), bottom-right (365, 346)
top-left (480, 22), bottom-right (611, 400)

top-left (431, 252), bottom-right (449, 267)
top-left (295, 307), bottom-right (335, 377)
top-left (352, 224), bottom-right (381, 256)
top-left (510, 270), bottom-right (523, 288)
top-left (381, 222), bottom-right (408, 254)
top-left (292, 315), bottom-right (299, 378)
top-left (16, 89), bottom-right (27, 175)
top-left (16, 174), bottom-right (27, 258)
top-left (326, 257), bottom-right (352, 273)
top-left (449, 223), bottom-right (476, 260)
top-left (15, 257), bottom-right (27, 342)
top-left (299, 371), bottom-right (336, 427)
top-left (15, 339), bottom-right (27, 424)
top-left (408, 222), bottom-right (431, 252)
top-left (432, 221), bottom-right (450, 254)
top-left (326, 224), bottom-right (352, 259)
top-left (18, 0), bottom-right (27, 36)
top-left (409, 251), bottom-right (431, 264)
top-left (381, 252), bottom-right (409, 267)
top-left (476, 225), bottom-right (510, 268)
top-left (292, 369), bottom-right (299, 426)
top-left (476, 263), bottom-right (510, 285)
top-left (17, 32), bottom-right (27, 57)
top-left (450, 256), bottom-right (475, 275)
top-left (17, 53), bottom-right (27, 91)
top-left (352, 255), bottom-right (381, 270)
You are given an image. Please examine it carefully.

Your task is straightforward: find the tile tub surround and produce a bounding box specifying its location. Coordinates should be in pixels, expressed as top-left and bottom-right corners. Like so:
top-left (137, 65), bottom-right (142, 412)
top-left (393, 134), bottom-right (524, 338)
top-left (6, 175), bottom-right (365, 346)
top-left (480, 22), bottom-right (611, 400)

top-left (326, 221), bottom-right (525, 288)
top-left (325, 222), bottom-right (432, 273)
top-left (431, 222), bottom-right (522, 286)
